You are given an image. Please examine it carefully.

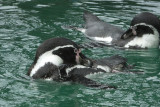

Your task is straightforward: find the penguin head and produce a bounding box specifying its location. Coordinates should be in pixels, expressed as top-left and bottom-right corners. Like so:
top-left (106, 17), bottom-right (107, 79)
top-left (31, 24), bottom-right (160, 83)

top-left (121, 23), bottom-right (156, 39)
top-left (51, 44), bottom-right (92, 66)
top-left (35, 37), bottom-right (92, 66)
top-left (121, 12), bottom-right (160, 40)
top-left (28, 37), bottom-right (93, 77)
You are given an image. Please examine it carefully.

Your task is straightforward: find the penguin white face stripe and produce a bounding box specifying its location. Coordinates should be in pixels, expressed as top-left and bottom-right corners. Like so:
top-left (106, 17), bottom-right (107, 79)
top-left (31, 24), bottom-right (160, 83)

top-left (66, 65), bottom-right (88, 76)
top-left (97, 65), bottom-right (111, 72)
top-left (52, 45), bottom-right (75, 52)
top-left (131, 23), bottom-right (158, 33)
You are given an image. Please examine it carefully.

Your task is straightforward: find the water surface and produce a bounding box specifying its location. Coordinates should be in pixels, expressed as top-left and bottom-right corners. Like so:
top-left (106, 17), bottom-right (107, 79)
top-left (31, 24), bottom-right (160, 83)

top-left (0, 0), bottom-right (160, 106)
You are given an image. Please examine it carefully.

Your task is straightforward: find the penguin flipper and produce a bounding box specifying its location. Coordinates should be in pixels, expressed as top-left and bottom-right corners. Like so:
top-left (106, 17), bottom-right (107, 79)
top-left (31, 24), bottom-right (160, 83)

top-left (83, 11), bottom-right (101, 27)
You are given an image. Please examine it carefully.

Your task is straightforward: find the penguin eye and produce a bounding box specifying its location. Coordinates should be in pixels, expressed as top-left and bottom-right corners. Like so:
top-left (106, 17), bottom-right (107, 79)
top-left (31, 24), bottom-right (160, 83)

top-left (133, 26), bottom-right (137, 30)
top-left (130, 26), bottom-right (137, 30)
top-left (74, 49), bottom-right (78, 53)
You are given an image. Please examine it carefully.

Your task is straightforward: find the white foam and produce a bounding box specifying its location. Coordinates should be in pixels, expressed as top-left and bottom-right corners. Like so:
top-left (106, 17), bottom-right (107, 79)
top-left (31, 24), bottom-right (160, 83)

top-left (45, 78), bottom-right (53, 81)
top-left (85, 72), bottom-right (104, 78)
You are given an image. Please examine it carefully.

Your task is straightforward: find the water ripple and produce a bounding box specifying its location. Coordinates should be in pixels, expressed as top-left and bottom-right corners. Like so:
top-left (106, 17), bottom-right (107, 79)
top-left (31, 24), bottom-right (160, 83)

top-left (0, 0), bottom-right (160, 106)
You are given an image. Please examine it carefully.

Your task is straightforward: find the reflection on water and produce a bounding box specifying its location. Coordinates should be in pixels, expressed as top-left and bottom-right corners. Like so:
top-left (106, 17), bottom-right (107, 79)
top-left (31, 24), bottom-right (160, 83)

top-left (0, 0), bottom-right (160, 106)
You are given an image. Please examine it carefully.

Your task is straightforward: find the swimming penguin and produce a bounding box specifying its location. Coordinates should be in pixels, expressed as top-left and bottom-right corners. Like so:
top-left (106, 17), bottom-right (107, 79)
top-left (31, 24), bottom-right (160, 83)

top-left (92, 55), bottom-right (129, 73)
top-left (60, 65), bottom-right (116, 89)
top-left (120, 12), bottom-right (160, 48)
top-left (63, 55), bottom-right (129, 77)
top-left (72, 11), bottom-right (160, 49)
top-left (60, 55), bottom-right (130, 89)
top-left (27, 37), bottom-right (116, 89)
top-left (27, 37), bottom-right (92, 80)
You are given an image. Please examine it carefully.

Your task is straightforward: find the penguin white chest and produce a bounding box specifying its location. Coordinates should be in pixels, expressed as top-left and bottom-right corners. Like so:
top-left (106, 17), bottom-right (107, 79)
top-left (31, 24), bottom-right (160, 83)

top-left (30, 50), bottom-right (63, 77)
top-left (125, 34), bottom-right (159, 48)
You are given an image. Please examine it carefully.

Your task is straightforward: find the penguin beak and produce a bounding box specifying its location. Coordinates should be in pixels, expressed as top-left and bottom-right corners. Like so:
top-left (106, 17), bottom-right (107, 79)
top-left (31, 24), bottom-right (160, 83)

top-left (121, 26), bottom-right (137, 39)
top-left (79, 54), bottom-right (93, 67)
top-left (75, 49), bottom-right (93, 67)
top-left (79, 56), bottom-right (93, 67)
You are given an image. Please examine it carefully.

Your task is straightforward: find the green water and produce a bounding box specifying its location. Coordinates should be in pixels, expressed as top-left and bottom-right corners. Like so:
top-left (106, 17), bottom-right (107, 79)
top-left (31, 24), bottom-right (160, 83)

top-left (0, 0), bottom-right (160, 106)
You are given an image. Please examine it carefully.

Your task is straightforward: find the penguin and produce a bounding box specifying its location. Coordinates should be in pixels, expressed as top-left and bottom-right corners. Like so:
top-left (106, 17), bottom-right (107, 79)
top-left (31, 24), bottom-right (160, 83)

top-left (63, 55), bottom-right (128, 77)
top-left (27, 37), bottom-right (116, 89)
top-left (120, 12), bottom-right (160, 48)
top-left (27, 37), bottom-right (92, 81)
top-left (72, 11), bottom-right (160, 49)
top-left (59, 55), bottom-right (132, 89)
top-left (60, 65), bottom-right (116, 89)
top-left (92, 55), bottom-right (129, 73)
